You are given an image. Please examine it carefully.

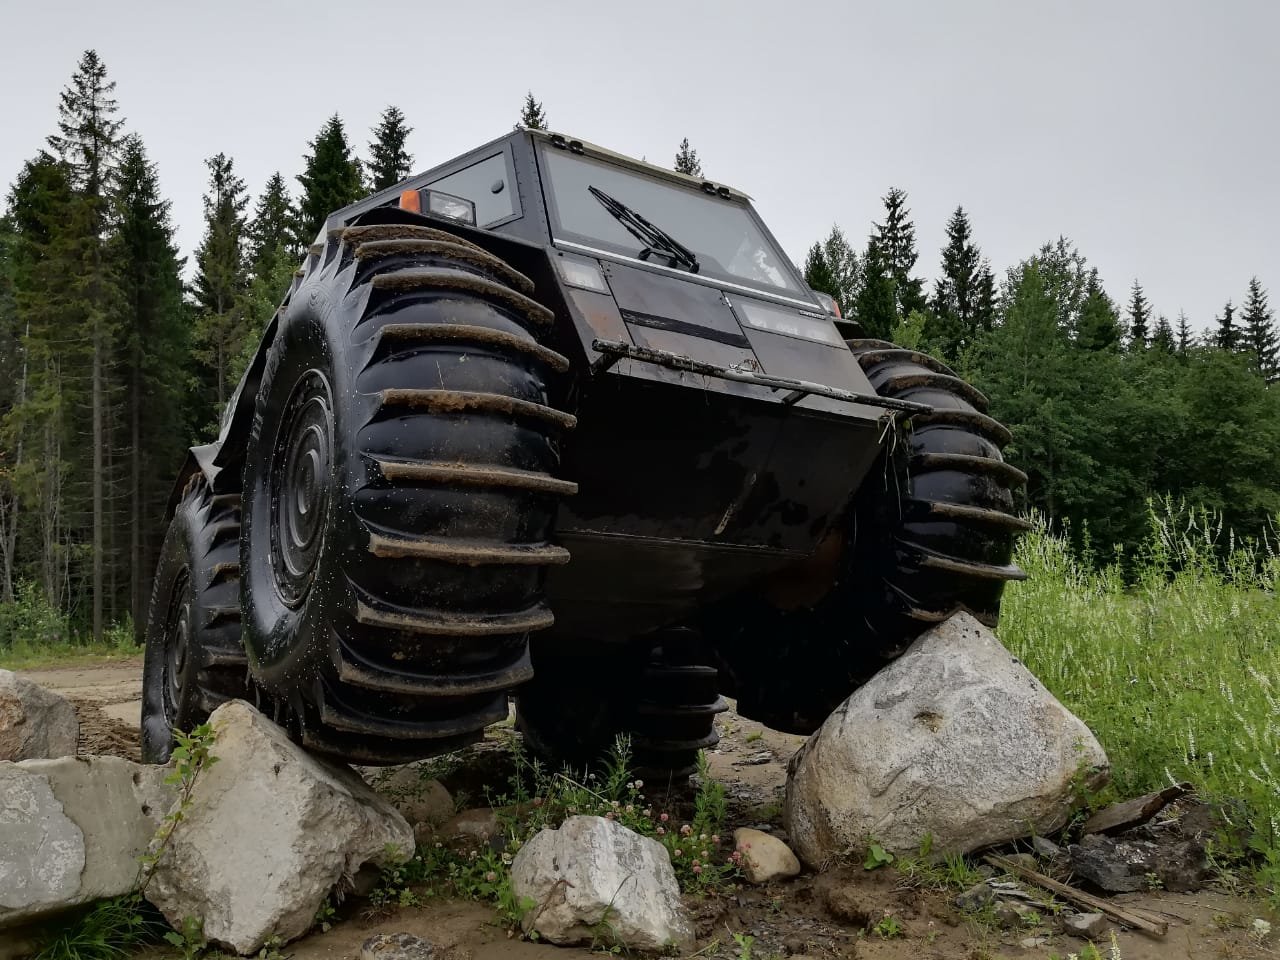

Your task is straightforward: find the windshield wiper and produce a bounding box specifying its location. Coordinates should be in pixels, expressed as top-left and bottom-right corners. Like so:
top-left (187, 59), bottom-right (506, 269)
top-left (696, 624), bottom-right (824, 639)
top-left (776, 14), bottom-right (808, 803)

top-left (588, 185), bottom-right (700, 274)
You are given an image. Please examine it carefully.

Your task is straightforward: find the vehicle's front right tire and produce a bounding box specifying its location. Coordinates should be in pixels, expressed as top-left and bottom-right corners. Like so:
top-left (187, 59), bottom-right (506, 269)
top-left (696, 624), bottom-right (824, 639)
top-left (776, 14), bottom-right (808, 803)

top-left (240, 215), bottom-right (576, 764)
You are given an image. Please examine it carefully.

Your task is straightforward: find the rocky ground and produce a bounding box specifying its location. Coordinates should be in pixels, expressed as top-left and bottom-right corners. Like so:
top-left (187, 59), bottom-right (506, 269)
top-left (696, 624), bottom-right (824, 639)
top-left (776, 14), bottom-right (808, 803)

top-left (15, 658), bottom-right (1276, 960)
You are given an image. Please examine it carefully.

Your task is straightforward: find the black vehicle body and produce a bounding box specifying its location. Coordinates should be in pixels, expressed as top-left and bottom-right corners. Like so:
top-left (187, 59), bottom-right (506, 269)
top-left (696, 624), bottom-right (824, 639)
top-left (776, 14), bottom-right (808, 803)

top-left (146, 129), bottom-right (1025, 769)
top-left (186, 131), bottom-right (888, 642)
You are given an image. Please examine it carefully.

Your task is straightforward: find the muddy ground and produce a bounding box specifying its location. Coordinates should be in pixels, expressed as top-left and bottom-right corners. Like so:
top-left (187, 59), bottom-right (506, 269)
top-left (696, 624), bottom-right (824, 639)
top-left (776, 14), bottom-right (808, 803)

top-left (15, 659), bottom-right (1276, 960)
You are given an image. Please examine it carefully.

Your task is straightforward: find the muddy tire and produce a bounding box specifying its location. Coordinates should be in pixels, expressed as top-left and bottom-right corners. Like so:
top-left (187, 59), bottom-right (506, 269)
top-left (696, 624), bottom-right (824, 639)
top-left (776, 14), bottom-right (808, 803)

top-left (240, 215), bottom-right (575, 764)
top-left (516, 628), bottom-right (727, 780)
top-left (706, 341), bottom-right (1027, 734)
top-left (141, 477), bottom-right (248, 763)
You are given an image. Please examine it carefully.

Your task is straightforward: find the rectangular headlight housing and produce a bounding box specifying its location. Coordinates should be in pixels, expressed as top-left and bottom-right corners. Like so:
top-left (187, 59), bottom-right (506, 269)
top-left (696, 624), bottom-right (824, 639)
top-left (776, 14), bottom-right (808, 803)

top-left (734, 298), bottom-right (844, 347)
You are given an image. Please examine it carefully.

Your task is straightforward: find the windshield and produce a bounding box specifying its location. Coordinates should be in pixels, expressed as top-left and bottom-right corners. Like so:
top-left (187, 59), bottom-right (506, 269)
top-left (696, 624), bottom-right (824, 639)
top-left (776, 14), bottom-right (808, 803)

top-left (538, 147), bottom-right (806, 296)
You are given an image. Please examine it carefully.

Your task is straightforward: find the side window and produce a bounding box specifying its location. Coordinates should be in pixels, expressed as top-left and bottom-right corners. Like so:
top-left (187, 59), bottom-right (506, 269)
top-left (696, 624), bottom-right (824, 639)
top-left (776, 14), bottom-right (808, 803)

top-left (427, 153), bottom-right (516, 227)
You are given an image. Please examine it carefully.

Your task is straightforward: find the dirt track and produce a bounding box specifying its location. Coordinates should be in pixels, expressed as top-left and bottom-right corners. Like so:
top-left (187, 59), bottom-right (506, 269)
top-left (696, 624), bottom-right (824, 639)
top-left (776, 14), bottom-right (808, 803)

top-left (14, 658), bottom-right (1275, 960)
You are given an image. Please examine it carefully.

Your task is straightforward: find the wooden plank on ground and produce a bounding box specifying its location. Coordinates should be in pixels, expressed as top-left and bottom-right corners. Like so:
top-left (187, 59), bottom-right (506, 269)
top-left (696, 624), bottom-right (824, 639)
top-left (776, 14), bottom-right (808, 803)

top-left (1081, 782), bottom-right (1193, 836)
top-left (984, 854), bottom-right (1168, 936)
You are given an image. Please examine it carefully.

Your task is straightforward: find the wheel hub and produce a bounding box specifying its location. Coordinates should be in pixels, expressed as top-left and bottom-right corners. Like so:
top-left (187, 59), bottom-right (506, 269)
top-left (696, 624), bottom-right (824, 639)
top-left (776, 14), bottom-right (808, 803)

top-left (164, 570), bottom-right (191, 716)
top-left (270, 371), bottom-right (334, 606)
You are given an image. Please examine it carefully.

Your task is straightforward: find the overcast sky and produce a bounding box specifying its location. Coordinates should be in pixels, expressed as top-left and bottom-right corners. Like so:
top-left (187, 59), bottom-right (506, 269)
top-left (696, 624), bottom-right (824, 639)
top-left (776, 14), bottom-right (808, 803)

top-left (2, 0), bottom-right (1276, 329)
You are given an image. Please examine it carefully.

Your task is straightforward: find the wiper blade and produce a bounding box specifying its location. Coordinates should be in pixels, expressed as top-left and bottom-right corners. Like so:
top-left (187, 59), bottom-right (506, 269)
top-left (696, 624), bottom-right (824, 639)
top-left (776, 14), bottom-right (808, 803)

top-left (588, 185), bottom-right (700, 273)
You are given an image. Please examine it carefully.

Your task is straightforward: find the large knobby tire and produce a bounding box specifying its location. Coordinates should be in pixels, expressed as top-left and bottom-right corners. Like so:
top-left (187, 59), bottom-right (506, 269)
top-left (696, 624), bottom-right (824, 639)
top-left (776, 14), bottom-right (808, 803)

top-left (141, 477), bottom-right (248, 762)
top-left (705, 339), bottom-right (1028, 734)
top-left (240, 217), bottom-right (575, 764)
top-left (516, 628), bottom-right (727, 781)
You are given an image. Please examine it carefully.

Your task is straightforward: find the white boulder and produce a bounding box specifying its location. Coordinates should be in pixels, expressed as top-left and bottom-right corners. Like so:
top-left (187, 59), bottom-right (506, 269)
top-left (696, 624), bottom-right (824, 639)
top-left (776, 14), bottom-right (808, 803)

top-left (511, 815), bottom-right (694, 951)
top-left (786, 612), bottom-right (1108, 865)
top-left (0, 670), bottom-right (78, 761)
top-left (0, 755), bottom-right (174, 929)
top-left (145, 700), bottom-right (413, 955)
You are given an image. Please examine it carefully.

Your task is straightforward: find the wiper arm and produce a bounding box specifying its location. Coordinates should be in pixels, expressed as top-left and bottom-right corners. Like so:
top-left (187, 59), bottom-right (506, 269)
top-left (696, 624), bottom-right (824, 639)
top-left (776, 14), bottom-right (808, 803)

top-left (588, 185), bottom-right (700, 274)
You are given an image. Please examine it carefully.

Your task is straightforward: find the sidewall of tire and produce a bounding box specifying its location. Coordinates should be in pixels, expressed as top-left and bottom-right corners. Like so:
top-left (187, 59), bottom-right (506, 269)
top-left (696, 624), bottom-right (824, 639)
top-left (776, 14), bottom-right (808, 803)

top-left (241, 278), bottom-right (353, 691)
top-left (141, 494), bottom-right (202, 763)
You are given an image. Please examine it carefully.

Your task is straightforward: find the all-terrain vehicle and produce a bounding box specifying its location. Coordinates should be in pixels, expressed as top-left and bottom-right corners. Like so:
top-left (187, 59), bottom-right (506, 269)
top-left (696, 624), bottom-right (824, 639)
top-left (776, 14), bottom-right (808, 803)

top-left (141, 129), bottom-right (1028, 775)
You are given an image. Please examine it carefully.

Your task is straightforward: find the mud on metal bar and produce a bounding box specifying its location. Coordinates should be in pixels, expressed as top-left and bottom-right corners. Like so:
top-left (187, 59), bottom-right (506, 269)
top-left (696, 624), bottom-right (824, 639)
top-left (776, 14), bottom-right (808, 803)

top-left (589, 338), bottom-right (934, 415)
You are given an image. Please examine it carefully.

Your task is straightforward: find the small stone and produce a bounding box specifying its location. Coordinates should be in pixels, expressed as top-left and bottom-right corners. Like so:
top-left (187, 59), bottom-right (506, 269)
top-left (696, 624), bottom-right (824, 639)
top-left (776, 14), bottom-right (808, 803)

top-left (733, 827), bottom-right (801, 884)
top-left (993, 901), bottom-right (1039, 929)
top-left (0, 670), bottom-right (78, 761)
top-left (1031, 836), bottom-right (1064, 860)
top-left (1019, 936), bottom-right (1048, 948)
top-left (1006, 852), bottom-right (1040, 873)
top-left (368, 766), bottom-right (453, 829)
top-left (1063, 912), bottom-right (1109, 938)
top-left (954, 881), bottom-right (995, 912)
top-left (435, 807), bottom-right (503, 847)
top-left (361, 933), bottom-right (434, 960)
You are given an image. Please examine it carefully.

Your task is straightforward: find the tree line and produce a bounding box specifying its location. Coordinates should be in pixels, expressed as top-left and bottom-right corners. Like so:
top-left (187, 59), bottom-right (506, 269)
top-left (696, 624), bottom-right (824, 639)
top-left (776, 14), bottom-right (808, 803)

top-left (802, 199), bottom-right (1280, 562)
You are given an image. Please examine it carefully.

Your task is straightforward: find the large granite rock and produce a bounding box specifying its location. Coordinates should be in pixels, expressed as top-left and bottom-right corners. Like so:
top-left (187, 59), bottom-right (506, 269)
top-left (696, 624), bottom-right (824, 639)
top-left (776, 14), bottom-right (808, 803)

top-left (786, 612), bottom-right (1109, 865)
top-left (145, 700), bottom-right (413, 955)
top-left (0, 755), bottom-right (173, 929)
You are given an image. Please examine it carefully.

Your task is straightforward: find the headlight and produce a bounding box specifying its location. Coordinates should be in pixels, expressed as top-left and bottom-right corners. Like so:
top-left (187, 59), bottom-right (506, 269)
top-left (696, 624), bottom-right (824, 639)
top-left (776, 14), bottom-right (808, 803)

top-left (734, 299), bottom-right (844, 346)
top-left (554, 255), bottom-right (610, 294)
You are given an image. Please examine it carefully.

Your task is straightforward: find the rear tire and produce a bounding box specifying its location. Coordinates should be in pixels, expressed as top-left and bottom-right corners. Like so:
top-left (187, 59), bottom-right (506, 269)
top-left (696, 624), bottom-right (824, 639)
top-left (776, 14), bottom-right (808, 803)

top-left (240, 217), bottom-right (575, 764)
top-left (141, 477), bottom-right (248, 763)
top-left (516, 628), bottom-right (727, 780)
top-left (707, 340), bottom-right (1028, 733)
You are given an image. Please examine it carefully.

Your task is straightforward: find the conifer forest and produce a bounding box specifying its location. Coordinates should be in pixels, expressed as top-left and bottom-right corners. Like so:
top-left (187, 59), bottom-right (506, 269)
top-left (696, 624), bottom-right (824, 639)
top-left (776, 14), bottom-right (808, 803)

top-left (1, 53), bottom-right (1278, 650)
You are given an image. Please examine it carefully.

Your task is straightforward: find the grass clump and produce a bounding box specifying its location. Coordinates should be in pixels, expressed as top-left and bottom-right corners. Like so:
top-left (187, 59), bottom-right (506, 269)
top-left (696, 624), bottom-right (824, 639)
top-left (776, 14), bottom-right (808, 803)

top-left (1000, 503), bottom-right (1279, 904)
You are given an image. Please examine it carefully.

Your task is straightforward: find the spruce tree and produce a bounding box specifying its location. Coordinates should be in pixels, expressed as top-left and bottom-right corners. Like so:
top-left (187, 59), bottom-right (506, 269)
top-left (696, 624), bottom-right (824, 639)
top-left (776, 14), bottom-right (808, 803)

top-left (929, 206), bottom-right (982, 358)
top-left (1215, 300), bottom-right (1237, 351)
top-left (1241, 276), bottom-right (1279, 377)
top-left (1126, 280), bottom-right (1150, 349)
top-left (111, 135), bottom-right (188, 634)
top-left (1176, 311), bottom-right (1193, 354)
top-left (192, 153), bottom-right (249, 413)
top-left (46, 50), bottom-right (125, 643)
top-left (1076, 269), bottom-right (1121, 351)
top-left (247, 172), bottom-right (293, 270)
top-left (974, 262), bottom-right (997, 333)
top-left (1152, 314), bottom-right (1175, 354)
top-left (295, 114), bottom-right (364, 248)
top-left (519, 92), bottom-right (547, 130)
top-left (852, 236), bottom-right (896, 339)
top-left (674, 138), bottom-right (703, 177)
top-left (803, 226), bottom-right (858, 313)
top-left (872, 188), bottom-right (925, 320)
top-left (803, 243), bottom-right (835, 300)
top-left (367, 106), bottom-right (414, 191)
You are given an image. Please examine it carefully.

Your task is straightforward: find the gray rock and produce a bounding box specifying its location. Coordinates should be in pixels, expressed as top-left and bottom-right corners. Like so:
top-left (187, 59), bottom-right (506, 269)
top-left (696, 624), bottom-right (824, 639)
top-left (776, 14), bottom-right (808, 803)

top-left (511, 815), bottom-right (694, 950)
top-left (361, 932), bottom-right (434, 960)
top-left (953, 881), bottom-right (995, 911)
top-left (733, 828), bottom-right (801, 884)
top-left (1031, 836), bottom-right (1064, 860)
top-left (1068, 832), bottom-right (1208, 893)
top-left (0, 670), bottom-right (78, 761)
top-left (1063, 912), bottom-right (1109, 938)
top-left (366, 765), bottom-right (453, 829)
top-left (0, 755), bottom-right (174, 929)
top-left (434, 807), bottom-right (503, 847)
top-left (785, 612), bottom-right (1109, 865)
top-left (1019, 936), bottom-right (1048, 948)
top-left (146, 700), bottom-right (413, 955)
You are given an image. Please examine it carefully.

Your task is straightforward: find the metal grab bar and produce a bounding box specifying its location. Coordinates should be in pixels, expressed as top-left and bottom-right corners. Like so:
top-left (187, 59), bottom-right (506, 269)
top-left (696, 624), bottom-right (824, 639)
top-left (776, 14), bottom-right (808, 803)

top-left (588, 339), bottom-right (933, 415)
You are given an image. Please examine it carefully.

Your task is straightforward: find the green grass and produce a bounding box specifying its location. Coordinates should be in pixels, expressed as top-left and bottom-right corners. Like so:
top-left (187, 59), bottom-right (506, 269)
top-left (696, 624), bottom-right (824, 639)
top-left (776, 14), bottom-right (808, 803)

top-left (0, 641), bottom-right (142, 671)
top-left (999, 505), bottom-right (1279, 903)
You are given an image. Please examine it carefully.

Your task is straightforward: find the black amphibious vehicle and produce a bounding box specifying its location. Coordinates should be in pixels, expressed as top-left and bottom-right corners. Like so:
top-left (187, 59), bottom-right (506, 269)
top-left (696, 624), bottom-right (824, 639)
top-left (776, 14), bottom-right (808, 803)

top-left (142, 129), bottom-right (1028, 774)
